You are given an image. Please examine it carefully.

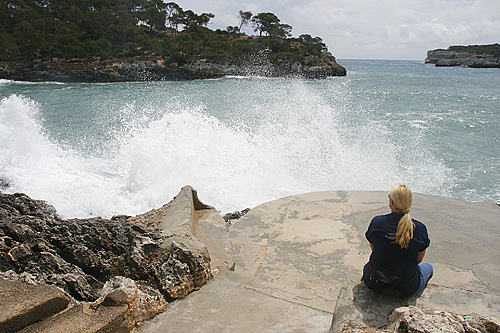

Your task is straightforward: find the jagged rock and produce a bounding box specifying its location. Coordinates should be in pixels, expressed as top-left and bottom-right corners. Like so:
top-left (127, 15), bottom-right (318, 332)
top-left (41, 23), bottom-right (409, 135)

top-left (92, 276), bottom-right (167, 327)
top-left (389, 306), bottom-right (500, 333)
top-left (223, 208), bottom-right (251, 224)
top-left (0, 192), bottom-right (212, 303)
top-left (0, 192), bottom-right (54, 219)
top-left (155, 241), bottom-right (212, 301)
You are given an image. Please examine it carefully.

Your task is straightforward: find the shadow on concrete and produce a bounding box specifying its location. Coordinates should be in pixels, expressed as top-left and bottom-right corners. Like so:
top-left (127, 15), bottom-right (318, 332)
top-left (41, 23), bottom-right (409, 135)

top-left (352, 283), bottom-right (418, 326)
top-left (331, 282), bottom-right (420, 332)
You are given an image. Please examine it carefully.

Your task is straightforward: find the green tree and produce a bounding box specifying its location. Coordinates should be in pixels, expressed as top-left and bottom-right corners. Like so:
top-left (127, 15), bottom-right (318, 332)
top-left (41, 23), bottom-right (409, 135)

top-left (13, 20), bottom-right (41, 58)
top-left (251, 12), bottom-right (276, 37)
top-left (85, 38), bottom-right (112, 59)
top-left (164, 2), bottom-right (182, 31)
top-left (268, 23), bottom-right (291, 38)
top-left (237, 10), bottom-right (252, 30)
top-left (298, 34), bottom-right (327, 55)
top-left (66, 6), bottom-right (85, 26)
top-left (0, 32), bottom-right (21, 58)
top-left (144, 6), bottom-right (165, 30)
top-left (251, 12), bottom-right (291, 38)
top-left (142, 0), bottom-right (168, 31)
top-left (177, 10), bottom-right (214, 29)
top-left (225, 26), bottom-right (239, 34)
top-left (197, 12), bottom-right (214, 27)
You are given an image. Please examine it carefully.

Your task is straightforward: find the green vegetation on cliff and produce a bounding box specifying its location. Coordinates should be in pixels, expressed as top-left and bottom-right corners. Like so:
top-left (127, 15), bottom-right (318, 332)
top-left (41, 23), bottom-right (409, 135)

top-left (447, 44), bottom-right (500, 57)
top-left (0, 0), bottom-right (331, 67)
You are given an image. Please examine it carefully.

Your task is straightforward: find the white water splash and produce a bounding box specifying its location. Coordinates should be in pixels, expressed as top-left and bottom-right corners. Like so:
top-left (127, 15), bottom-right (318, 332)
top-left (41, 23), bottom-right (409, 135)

top-left (0, 77), bottom-right (453, 218)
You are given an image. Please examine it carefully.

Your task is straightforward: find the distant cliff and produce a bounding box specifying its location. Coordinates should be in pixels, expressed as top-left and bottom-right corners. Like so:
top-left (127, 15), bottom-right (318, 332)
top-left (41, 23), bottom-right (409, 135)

top-left (425, 44), bottom-right (500, 68)
top-left (0, 51), bottom-right (345, 82)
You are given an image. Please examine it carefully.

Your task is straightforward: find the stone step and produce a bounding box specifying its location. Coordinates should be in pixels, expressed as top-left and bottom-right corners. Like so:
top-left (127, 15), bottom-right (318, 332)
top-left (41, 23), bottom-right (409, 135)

top-left (20, 302), bottom-right (130, 333)
top-left (0, 277), bottom-right (131, 332)
top-left (0, 277), bottom-right (70, 332)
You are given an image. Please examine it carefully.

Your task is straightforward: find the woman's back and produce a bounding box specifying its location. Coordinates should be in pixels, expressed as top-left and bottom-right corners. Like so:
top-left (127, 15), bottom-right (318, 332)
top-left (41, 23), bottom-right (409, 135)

top-left (362, 185), bottom-right (433, 298)
top-left (366, 212), bottom-right (429, 275)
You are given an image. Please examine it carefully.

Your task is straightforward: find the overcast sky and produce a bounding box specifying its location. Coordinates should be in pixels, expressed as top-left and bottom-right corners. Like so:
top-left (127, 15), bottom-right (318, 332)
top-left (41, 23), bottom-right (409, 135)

top-left (176, 0), bottom-right (500, 60)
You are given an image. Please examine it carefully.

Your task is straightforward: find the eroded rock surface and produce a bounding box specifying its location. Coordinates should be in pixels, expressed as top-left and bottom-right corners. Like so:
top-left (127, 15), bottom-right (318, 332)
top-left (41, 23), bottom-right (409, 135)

top-left (92, 276), bottom-right (167, 327)
top-left (389, 306), bottom-right (500, 333)
top-left (0, 52), bottom-right (346, 83)
top-left (0, 192), bottom-right (211, 303)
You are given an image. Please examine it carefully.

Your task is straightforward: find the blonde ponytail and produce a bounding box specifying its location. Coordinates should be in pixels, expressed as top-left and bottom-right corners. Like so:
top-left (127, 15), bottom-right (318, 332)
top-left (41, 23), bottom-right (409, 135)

top-left (389, 185), bottom-right (415, 249)
top-left (395, 212), bottom-right (414, 248)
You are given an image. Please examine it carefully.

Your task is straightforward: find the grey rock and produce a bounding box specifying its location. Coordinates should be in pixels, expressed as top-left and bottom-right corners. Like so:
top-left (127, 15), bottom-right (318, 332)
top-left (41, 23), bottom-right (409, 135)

top-left (425, 49), bottom-right (500, 68)
top-left (156, 241), bottom-right (212, 301)
top-left (223, 208), bottom-right (251, 224)
top-left (389, 306), bottom-right (500, 333)
top-left (92, 276), bottom-right (167, 327)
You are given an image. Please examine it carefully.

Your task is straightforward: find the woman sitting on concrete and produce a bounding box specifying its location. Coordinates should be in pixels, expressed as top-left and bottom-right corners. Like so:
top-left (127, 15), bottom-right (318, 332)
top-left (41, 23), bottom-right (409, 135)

top-left (362, 184), bottom-right (433, 298)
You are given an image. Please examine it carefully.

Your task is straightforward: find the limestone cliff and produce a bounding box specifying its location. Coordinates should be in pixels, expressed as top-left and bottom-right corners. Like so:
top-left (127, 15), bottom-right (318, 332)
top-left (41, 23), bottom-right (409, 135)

top-left (425, 44), bottom-right (500, 68)
top-left (0, 52), bottom-right (346, 83)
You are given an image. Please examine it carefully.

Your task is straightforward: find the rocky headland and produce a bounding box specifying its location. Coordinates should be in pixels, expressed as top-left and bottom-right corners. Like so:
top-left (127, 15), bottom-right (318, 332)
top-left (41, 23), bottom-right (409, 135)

top-left (0, 1), bottom-right (347, 83)
top-left (1, 187), bottom-right (500, 332)
top-left (0, 51), bottom-right (346, 83)
top-left (425, 44), bottom-right (500, 68)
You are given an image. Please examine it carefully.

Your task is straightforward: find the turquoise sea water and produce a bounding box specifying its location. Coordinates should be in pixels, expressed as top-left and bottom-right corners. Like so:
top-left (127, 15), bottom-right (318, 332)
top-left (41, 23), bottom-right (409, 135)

top-left (1, 60), bottom-right (499, 218)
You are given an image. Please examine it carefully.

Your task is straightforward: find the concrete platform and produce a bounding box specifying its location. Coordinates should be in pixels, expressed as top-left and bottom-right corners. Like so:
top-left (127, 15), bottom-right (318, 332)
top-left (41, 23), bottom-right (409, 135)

top-left (141, 274), bottom-right (332, 332)
top-left (139, 190), bottom-right (500, 332)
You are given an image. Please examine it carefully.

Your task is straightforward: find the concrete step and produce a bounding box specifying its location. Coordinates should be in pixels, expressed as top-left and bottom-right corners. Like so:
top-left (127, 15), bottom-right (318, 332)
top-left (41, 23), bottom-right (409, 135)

top-left (20, 302), bottom-right (130, 333)
top-left (0, 277), bottom-right (70, 332)
top-left (0, 277), bottom-right (131, 333)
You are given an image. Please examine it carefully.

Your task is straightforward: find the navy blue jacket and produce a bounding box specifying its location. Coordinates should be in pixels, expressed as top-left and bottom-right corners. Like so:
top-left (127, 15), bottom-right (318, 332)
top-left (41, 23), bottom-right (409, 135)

top-left (364, 212), bottom-right (430, 295)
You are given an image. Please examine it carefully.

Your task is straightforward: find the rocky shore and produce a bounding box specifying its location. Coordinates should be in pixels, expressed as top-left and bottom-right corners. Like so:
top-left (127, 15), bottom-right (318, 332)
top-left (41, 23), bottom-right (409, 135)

top-left (1, 187), bottom-right (500, 332)
top-left (0, 192), bottom-right (211, 303)
top-left (0, 52), bottom-right (346, 83)
top-left (425, 47), bottom-right (500, 68)
top-left (0, 187), bottom-right (215, 330)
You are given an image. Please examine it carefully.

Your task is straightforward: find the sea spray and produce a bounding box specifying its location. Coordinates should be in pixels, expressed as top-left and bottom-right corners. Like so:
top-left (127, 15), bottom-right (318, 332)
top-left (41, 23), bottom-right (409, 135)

top-left (0, 95), bottom-right (128, 217)
top-left (0, 71), bottom-right (461, 218)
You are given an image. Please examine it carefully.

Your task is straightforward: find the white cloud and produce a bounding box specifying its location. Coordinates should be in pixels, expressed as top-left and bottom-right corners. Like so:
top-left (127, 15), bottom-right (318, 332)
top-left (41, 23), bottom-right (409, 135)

top-left (176, 0), bottom-right (500, 59)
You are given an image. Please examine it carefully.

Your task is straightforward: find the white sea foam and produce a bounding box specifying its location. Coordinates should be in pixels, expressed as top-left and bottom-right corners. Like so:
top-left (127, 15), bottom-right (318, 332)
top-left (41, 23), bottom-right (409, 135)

top-left (0, 79), bottom-right (65, 85)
